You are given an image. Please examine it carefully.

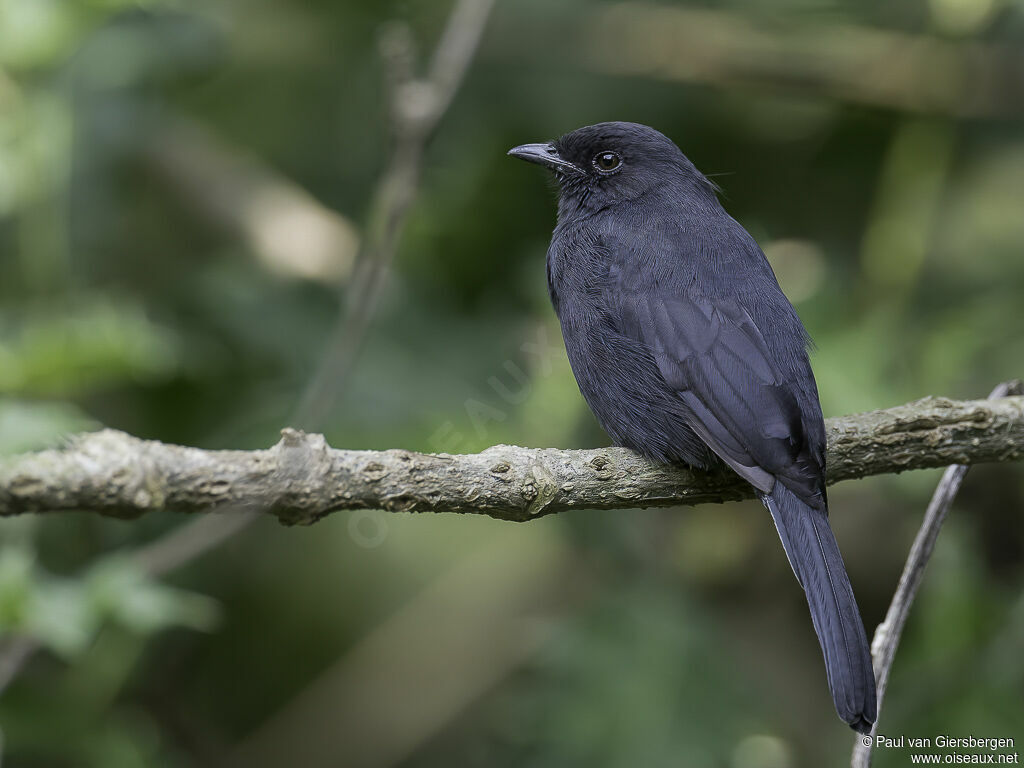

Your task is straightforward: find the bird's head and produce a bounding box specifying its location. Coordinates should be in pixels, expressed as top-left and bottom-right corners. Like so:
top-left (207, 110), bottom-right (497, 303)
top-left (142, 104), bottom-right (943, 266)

top-left (508, 121), bottom-right (717, 213)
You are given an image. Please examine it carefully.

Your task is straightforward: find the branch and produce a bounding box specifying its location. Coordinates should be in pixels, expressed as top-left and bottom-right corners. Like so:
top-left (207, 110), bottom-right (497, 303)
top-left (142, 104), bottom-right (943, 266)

top-left (2, 394), bottom-right (1022, 524)
top-left (850, 382), bottom-right (1021, 768)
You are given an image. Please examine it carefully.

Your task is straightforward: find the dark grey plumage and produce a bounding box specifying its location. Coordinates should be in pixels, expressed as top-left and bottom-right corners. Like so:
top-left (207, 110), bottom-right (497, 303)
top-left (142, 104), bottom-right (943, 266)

top-left (509, 121), bottom-right (877, 733)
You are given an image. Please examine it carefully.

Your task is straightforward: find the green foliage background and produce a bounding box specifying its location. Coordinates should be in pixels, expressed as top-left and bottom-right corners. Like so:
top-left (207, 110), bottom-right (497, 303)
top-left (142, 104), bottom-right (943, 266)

top-left (1, 0), bottom-right (1022, 766)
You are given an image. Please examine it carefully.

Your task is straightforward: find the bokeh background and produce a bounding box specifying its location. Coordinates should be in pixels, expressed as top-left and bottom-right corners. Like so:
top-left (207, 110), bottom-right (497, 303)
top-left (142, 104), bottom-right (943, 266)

top-left (1, 0), bottom-right (1023, 766)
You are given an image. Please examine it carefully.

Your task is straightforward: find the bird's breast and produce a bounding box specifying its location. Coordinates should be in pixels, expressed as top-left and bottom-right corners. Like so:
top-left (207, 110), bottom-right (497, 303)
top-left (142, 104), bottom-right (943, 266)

top-left (548, 222), bottom-right (610, 298)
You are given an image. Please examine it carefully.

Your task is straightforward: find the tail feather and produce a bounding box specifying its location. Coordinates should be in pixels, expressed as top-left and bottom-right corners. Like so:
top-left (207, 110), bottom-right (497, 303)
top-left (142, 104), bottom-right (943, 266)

top-left (764, 483), bottom-right (877, 733)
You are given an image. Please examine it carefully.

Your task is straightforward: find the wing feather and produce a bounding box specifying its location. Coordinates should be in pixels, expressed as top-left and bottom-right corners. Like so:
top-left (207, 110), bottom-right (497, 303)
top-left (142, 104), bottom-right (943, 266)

top-left (611, 289), bottom-right (814, 498)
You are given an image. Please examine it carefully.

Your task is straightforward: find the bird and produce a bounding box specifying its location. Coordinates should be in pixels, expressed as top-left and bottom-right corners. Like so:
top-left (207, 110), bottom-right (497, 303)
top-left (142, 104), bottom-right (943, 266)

top-left (508, 121), bottom-right (877, 733)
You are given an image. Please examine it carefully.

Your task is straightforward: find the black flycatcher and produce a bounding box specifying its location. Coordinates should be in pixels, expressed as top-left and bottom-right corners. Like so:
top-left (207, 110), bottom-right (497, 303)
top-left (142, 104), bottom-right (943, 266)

top-left (509, 122), bottom-right (877, 733)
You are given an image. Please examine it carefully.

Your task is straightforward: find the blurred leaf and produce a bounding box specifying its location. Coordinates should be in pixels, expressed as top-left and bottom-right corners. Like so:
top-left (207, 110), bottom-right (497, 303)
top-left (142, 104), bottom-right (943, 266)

top-left (86, 557), bottom-right (220, 634)
top-left (0, 0), bottom-right (170, 70)
top-left (0, 0), bottom-right (77, 70)
top-left (0, 550), bottom-right (218, 657)
top-left (0, 547), bottom-right (95, 655)
top-left (0, 298), bottom-right (181, 396)
top-left (24, 577), bottom-right (97, 656)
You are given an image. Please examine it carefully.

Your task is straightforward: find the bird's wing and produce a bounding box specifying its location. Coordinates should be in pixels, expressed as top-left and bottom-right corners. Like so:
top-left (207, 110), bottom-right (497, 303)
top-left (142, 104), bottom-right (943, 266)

top-left (610, 285), bottom-right (821, 502)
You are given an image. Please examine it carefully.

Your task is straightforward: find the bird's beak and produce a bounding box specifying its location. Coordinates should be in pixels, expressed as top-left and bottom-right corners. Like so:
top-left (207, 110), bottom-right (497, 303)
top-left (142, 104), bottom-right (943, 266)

top-left (507, 142), bottom-right (582, 175)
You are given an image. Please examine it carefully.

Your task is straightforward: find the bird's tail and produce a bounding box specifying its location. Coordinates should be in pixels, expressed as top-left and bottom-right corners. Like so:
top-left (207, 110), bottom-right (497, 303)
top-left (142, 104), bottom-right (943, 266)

top-left (764, 483), bottom-right (877, 734)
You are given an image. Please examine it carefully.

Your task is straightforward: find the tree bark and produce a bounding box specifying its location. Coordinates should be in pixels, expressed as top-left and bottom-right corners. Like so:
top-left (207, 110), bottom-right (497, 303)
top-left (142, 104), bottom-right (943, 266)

top-left (1, 394), bottom-right (1021, 524)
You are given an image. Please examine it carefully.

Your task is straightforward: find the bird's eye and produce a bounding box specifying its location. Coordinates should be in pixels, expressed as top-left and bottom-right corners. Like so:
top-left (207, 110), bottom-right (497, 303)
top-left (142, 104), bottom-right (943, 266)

top-left (593, 151), bottom-right (621, 173)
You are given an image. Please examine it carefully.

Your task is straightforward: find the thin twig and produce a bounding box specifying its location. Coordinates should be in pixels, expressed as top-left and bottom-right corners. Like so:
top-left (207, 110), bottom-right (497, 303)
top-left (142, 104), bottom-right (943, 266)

top-left (294, 0), bottom-right (495, 431)
top-left (850, 381), bottom-right (1022, 768)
